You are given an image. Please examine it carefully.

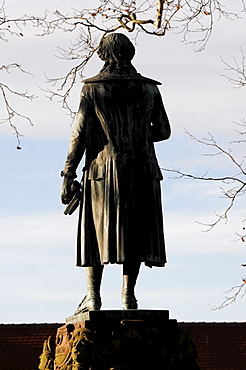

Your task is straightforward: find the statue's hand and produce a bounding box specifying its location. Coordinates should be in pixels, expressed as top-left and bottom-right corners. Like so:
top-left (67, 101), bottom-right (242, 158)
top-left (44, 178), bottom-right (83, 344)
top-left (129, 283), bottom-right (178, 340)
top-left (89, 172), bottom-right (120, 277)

top-left (61, 177), bottom-right (74, 205)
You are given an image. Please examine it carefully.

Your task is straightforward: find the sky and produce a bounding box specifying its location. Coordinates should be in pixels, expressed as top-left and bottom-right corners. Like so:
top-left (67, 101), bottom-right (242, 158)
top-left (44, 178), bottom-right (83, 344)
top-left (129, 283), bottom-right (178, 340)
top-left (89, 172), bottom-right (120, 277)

top-left (1, 0), bottom-right (246, 324)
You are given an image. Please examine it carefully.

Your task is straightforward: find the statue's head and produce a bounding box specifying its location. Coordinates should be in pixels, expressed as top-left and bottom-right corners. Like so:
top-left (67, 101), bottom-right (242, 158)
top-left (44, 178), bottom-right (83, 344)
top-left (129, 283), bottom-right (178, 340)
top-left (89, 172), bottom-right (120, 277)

top-left (97, 33), bottom-right (136, 74)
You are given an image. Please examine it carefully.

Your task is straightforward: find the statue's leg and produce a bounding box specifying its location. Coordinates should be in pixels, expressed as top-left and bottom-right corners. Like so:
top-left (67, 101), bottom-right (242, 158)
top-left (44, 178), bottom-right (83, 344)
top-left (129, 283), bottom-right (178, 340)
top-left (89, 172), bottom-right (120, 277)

top-left (121, 262), bottom-right (141, 310)
top-left (75, 265), bottom-right (104, 314)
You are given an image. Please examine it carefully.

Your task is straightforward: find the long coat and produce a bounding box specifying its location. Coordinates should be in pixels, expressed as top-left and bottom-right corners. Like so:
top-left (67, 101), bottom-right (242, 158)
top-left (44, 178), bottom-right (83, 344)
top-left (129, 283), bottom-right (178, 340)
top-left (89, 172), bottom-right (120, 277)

top-left (63, 72), bottom-right (171, 267)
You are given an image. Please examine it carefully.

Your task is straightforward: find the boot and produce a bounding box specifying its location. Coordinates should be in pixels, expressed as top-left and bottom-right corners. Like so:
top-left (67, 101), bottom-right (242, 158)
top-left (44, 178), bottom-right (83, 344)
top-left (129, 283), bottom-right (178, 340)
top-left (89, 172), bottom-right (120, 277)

top-left (121, 262), bottom-right (141, 310)
top-left (75, 265), bottom-right (104, 314)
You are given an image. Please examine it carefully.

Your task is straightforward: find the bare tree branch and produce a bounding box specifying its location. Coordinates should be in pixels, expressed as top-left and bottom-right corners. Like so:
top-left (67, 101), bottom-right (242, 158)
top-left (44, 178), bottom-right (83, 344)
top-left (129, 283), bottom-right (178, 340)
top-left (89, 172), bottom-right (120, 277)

top-left (162, 129), bottom-right (246, 231)
top-left (209, 280), bottom-right (246, 310)
top-left (1, 1), bottom-right (246, 138)
top-left (232, 119), bottom-right (246, 144)
top-left (0, 2), bottom-right (46, 146)
top-left (32, 0), bottom-right (246, 116)
top-left (221, 48), bottom-right (246, 88)
top-left (164, 39), bottom-right (246, 308)
top-left (232, 219), bottom-right (246, 242)
top-left (0, 63), bottom-right (36, 148)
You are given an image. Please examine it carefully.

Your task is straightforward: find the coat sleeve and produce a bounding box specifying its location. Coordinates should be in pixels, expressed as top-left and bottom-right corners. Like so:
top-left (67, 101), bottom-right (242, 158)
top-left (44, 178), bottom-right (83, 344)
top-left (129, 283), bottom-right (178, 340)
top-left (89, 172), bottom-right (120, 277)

top-left (63, 84), bottom-right (94, 176)
top-left (151, 86), bottom-right (171, 142)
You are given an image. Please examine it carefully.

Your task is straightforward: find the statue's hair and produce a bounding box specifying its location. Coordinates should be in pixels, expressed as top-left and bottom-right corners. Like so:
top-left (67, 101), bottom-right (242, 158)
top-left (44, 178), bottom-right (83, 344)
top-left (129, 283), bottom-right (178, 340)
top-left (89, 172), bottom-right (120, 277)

top-left (97, 33), bottom-right (136, 74)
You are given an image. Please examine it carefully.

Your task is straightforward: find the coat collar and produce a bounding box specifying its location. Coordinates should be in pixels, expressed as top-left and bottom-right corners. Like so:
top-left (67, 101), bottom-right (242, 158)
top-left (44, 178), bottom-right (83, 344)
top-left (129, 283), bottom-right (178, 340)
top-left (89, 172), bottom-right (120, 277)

top-left (82, 72), bottom-right (161, 85)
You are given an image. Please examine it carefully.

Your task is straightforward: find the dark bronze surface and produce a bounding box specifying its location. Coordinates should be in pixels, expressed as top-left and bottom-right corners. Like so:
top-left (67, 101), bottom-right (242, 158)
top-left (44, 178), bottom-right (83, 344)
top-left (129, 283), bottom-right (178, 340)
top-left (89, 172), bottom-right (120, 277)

top-left (66, 309), bottom-right (170, 325)
top-left (61, 33), bottom-right (171, 313)
top-left (61, 33), bottom-right (171, 268)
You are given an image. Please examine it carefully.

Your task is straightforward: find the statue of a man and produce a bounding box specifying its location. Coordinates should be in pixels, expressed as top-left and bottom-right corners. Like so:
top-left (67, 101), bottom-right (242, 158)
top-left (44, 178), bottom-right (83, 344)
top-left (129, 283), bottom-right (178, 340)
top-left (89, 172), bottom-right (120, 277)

top-left (61, 33), bottom-right (171, 314)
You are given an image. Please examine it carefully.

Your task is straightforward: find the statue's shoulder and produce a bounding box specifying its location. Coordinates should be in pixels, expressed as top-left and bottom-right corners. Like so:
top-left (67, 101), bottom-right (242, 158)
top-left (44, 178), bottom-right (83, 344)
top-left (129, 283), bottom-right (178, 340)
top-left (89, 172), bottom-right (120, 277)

top-left (82, 72), bottom-right (161, 85)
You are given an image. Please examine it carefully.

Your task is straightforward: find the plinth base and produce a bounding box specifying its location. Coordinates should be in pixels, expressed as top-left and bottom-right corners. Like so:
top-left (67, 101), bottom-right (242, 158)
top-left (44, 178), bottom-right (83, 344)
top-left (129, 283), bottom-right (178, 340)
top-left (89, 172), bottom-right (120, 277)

top-left (66, 309), bottom-right (169, 324)
top-left (38, 310), bottom-right (199, 370)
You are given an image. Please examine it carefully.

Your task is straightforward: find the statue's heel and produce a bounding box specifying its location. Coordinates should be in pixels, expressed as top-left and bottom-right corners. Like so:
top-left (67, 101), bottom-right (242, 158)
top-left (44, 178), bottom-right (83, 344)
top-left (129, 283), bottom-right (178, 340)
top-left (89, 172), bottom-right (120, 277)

top-left (122, 294), bottom-right (138, 310)
top-left (75, 295), bottom-right (102, 314)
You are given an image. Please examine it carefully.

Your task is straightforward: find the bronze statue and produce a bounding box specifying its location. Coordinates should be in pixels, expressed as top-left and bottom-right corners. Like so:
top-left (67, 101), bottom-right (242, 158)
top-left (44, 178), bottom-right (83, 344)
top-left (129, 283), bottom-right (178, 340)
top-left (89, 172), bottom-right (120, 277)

top-left (61, 33), bottom-right (171, 313)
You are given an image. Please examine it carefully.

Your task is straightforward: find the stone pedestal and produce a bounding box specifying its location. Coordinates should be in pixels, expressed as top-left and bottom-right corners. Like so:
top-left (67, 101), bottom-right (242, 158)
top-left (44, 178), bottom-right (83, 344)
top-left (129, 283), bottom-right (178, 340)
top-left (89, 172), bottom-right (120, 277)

top-left (39, 310), bottom-right (199, 370)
